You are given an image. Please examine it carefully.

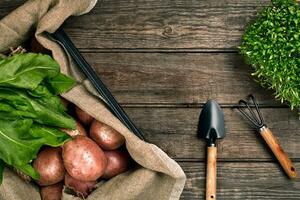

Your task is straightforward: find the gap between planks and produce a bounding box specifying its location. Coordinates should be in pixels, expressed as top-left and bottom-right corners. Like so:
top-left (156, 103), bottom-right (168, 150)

top-left (175, 158), bottom-right (300, 163)
top-left (78, 48), bottom-right (238, 53)
top-left (119, 103), bottom-right (289, 108)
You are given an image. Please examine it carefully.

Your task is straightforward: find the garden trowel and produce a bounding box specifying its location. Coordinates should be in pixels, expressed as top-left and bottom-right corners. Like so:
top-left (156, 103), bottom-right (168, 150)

top-left (198, 100), bottom-right (226, 200)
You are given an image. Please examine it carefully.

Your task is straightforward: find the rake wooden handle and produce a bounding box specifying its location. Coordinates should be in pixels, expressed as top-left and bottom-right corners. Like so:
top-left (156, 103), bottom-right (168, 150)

top-left (260, 127), bottom-right (297, 179)
top-left (206, 146), bottom-right (217, 200)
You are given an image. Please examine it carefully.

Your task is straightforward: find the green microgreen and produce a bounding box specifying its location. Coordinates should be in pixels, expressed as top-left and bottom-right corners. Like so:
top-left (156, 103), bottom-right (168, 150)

top-left (240, 0), bottom-right (300, 115)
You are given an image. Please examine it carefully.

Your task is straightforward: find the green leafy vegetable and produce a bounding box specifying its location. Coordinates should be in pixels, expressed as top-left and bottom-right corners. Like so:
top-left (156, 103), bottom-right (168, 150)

top-left (0, 52), bottom-right (76, 183)
top-left (0, 88), bottom-right (75, 128)
top-left (46, 73), bottom-right (76, 95)
top-left (0, 119), bottom-right (71, 180)
top-left (240, 0), bottom-right (300, 114)
top-left (28, 84), bottom-right (66, 114)
top-left (0, 53), bottom-right (59, 90)
top-left (29, 125), bottom-right (71, 147)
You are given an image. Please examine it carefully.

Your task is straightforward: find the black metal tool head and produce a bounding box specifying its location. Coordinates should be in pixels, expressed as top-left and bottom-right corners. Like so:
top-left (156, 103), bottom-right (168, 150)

top-left (198, 100), bottom-right (226, 145)
top-left (237, 94), bottom-right (265, 130)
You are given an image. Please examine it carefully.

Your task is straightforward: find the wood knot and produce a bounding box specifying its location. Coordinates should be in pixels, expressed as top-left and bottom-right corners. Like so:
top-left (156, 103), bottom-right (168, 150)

top-left (162, 26), bottom-right (177, 38)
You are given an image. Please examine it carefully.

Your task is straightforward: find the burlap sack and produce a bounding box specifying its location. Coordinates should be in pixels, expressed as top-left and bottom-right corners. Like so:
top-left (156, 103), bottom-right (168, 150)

top-left (0, 0), bottom-right (186, 199)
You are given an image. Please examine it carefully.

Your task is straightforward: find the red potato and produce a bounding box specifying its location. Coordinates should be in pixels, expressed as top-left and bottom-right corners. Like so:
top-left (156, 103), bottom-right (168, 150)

top-left (33, 147), bottom-right (65, 186)
top-left (61, 121), bottom-right (87, 137)
top-left (90, 120), bottom-right (125, 150)
top-left (103, 150), bottom-right (131, 179)
top-left (65, 173), bottom-right (96, 198)
top-left (75, 107), bottom-right (94, 126)
top-left (40, 182), bottom-right (63, 200)
top-left (62, 136), bottom-right (107, 181)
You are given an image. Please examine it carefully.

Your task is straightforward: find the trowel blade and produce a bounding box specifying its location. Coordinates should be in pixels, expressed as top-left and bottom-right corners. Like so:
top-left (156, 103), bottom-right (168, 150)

top-left (198, 100), bottom-right (226, 140)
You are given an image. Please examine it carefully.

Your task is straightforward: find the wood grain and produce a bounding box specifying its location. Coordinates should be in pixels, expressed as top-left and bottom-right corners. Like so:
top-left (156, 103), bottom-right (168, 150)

top-left (82, 52), bottom-right (279, 105)
top-left (206, 147), bottom-right (217, 200)
top-left (61, 0), bottom-right (269, 50)
top-left (124, 107), bottom-right (300, 160)
top-left (260, 127), bottom-right (298, 179)
top-left (181, 162), bottom-right (300, 200)
top-left (0, 0), bottom-right (25, 17)
top-left (0, 0), bottom-right (270, 51)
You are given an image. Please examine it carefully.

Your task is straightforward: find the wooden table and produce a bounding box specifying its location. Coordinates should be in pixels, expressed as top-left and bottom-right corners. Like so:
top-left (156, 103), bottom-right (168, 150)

top-left (1, 0), bottom-right (300, 199)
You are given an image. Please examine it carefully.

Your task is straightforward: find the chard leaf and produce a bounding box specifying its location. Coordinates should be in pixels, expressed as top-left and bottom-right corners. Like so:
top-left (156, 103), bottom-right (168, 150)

top-left (0, 102), bottom-right (36, 119)
top-left (28, 84), bottom-right (66, 114)
top-left (46, 73), bottom-right (76, 95)
top-left (27, 84), bottom-right (52, 98)
top-left (0, 53), bottom-right (59, 90)
top-left (0, 119), bottom-right (41, 165)
top-left (29, 124), bottom-right (71, 147)
top-left (0, 87), bottom-right (75, 129)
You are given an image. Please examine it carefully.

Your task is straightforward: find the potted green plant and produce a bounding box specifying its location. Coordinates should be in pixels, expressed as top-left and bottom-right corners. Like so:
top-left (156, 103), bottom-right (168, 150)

top-left (240, 0), bottom-right (300, 116)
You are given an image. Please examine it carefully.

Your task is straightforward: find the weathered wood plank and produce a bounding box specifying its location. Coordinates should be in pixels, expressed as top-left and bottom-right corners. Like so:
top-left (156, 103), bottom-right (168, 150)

top-left (180, 162), bottom-right (300, 199)
top-left (0, 0), bottom-right (270, 50)
top-left (124, 107), bottom-right (300, 160)
top-left (61, 0), bottom-right (269, 50)
top-left (0, 0), bottom-right (25, 17)
top-left (83, 52), bottom-right (279, 105)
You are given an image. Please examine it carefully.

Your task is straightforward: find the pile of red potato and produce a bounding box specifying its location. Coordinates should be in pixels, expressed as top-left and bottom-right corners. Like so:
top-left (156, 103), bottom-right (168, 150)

top-left (34, 99), bottom-right (132, 199)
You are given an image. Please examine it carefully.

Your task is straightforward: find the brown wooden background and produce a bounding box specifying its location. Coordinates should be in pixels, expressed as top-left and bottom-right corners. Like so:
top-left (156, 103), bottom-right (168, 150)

top-left (1, 0), bottom-right (300, 199)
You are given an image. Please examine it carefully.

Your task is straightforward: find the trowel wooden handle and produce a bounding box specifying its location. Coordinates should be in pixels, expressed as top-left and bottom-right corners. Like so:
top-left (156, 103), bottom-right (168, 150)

top-left (206, 146), bottom-right (217, 200)
top-left (260, 127), bottom-right (297, 179)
